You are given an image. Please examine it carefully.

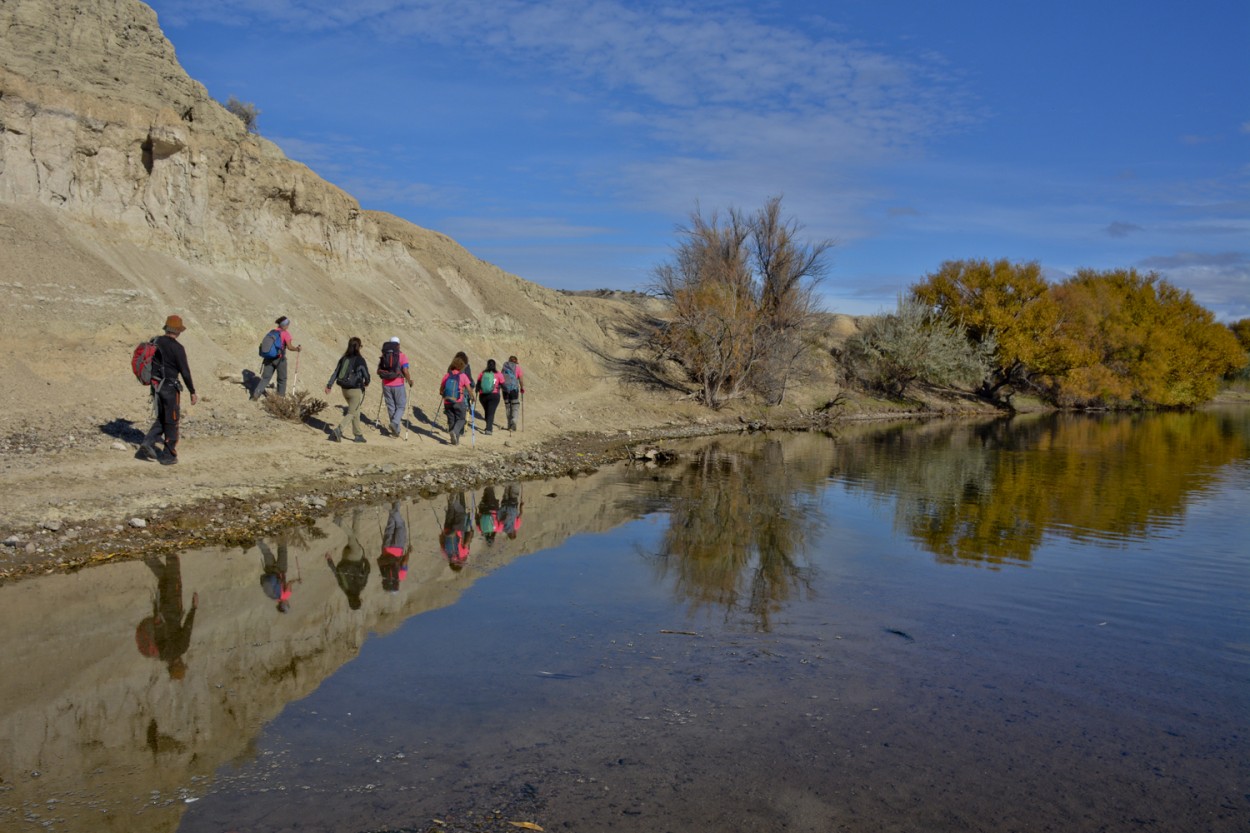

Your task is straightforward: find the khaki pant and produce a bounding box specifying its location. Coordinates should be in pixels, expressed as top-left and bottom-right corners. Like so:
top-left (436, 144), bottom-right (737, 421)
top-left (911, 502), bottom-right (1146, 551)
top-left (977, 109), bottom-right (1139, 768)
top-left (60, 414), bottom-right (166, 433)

top-left (337, 387), bottom-right (365, 437)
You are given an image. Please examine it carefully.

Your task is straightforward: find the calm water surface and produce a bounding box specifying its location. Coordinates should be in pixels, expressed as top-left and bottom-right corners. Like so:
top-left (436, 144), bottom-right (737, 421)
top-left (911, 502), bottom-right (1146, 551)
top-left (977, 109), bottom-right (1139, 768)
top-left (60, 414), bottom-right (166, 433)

top-left (1, 411), bottom-right (1247, 832)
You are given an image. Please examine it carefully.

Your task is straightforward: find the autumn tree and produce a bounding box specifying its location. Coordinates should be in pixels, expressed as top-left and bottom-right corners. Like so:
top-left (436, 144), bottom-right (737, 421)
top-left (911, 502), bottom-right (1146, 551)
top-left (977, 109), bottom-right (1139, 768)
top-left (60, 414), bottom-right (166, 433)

top-left (839, 297), bottom-right (996, 398)
top-left (911, 258), bottom-right (1072, 401)
top-left (1050, 269), bottom-right (1244, 407)
top-left (652, 198), bottom-right (829, 409)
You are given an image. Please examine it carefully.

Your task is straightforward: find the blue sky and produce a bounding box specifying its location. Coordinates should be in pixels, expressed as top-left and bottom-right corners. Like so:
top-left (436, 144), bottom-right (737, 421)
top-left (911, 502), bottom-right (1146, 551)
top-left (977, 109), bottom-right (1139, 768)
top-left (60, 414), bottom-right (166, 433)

top-left (146, 0), bottom-right (1249, 321)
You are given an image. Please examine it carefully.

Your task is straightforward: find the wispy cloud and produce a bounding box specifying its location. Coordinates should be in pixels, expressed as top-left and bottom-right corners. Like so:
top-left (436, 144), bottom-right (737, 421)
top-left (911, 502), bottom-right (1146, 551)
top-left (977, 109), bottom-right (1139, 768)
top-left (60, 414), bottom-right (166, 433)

top-left (1137, 252), bottom-right (1250, 321)
top-left (1105, 221), bottom-right (1142, 238)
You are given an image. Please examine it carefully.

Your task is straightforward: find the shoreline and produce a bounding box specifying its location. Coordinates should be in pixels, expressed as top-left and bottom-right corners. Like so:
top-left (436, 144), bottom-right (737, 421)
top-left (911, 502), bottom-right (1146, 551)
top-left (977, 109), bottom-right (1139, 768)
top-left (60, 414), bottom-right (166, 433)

top-left (0, 403), bottom-right (983, 585)
top-left (0, 417), bottom-right (759, 584)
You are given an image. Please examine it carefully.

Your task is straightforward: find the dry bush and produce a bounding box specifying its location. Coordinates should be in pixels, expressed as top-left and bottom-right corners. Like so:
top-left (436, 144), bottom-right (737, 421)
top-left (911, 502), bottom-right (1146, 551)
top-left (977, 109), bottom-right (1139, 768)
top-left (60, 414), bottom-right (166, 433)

top-left (260, 391), bottom-right (327, 422)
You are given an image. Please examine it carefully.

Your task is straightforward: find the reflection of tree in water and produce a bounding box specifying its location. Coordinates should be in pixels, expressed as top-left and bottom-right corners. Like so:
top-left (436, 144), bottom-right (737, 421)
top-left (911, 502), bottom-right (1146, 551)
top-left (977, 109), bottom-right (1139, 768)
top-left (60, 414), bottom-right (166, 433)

top-left (835, 411), bottom-right (1250, 568)
top-left (652, 440), bottom-right (818, 631)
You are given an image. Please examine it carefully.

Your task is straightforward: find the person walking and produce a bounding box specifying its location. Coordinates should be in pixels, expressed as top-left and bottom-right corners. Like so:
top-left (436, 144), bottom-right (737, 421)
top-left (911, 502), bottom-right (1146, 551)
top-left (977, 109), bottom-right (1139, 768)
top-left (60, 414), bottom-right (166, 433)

top-left (501, 355), bottom-right (525, 432)
top-left (499, 482), bottom-right (524, 540)
top-left (378, 501), bottom-right (411, 592)
top-left (324, 336), bottom-right (371, 443)
top-left (137, 555), bottom-right (198, 680)
top-left (377, 337), bottom-right (413, 439)
top-left (440, 492), bottom-right (474, 571)
top-left (138, 314), bottom-right (198, 466)
top-left (475, 359), bottom-right (503, 435)
top-left (327, 510), bottom-right (370, 610)
top-left (439, 356), bottom-right (472, 445)
top-left (251, 316), bottom-right (302, 400)
top-left (258, 539), bottom-right (293, 614)
top-left (454, 350), bottom-right (476, 418)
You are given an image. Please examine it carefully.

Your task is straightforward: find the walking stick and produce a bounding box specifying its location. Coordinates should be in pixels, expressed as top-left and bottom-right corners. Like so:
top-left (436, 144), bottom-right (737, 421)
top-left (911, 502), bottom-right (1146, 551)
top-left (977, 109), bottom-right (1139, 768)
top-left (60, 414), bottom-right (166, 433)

top-left (520, 391), bottom-right (524, 432)
top-left (291, 350), bottom-right (301, 394)
top-left (469, 398), bottom-right (475, 449)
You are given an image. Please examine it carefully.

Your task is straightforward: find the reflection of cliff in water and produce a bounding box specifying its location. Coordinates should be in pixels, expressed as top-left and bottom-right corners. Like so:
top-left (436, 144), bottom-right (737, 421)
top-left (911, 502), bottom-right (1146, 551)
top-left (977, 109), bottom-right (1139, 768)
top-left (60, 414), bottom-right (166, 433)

top-left (829, 409), bottom-right (1250, 568)
top-left (0, 469), bottom-right (659, 831)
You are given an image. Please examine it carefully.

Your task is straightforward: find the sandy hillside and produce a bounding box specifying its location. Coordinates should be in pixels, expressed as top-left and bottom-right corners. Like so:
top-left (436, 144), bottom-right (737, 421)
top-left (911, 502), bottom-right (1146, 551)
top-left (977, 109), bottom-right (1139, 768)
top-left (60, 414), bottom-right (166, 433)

top-left (0, 0), bottom-right (861, 567)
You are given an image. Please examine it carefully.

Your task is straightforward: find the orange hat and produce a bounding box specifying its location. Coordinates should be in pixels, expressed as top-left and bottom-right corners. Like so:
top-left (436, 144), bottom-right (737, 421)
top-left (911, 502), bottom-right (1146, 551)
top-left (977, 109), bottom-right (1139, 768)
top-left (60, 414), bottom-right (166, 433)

top-left (163, 315), bottom-right (186, 333)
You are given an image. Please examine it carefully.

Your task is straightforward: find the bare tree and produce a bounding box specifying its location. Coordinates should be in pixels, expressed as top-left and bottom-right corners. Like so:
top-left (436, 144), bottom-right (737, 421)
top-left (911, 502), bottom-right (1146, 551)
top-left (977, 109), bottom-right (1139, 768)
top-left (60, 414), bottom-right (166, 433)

top-left (650, 198), bottom-right (831, 409)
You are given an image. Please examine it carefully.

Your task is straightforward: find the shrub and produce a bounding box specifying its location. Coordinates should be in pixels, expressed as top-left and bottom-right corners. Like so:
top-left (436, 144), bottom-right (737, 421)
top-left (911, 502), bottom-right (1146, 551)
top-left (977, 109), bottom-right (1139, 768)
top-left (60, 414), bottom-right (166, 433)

top-left (224, 96), bottom-right (261, 133)
top-left (260, 391), bottom-right (326, 422)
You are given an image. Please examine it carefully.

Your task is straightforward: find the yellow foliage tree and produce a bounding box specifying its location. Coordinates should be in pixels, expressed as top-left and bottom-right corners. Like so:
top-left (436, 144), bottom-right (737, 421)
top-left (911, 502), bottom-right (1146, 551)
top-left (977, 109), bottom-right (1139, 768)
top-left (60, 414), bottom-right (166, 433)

top-left (1051, 269), bottom-right (1244, 407)
top-left (911, 258), bottom-right (1073, 400)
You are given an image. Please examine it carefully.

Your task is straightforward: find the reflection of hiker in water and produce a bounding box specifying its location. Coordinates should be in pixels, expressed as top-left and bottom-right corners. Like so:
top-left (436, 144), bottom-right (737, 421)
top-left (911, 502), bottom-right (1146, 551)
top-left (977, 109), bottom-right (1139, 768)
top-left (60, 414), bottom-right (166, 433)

top-left (440, 492), bottom-right (474, 571)
top-left (378, 501), bottom-right (411, 593)
top-left (477, 485), bottom-right (503, 547)
top-left (499, 483), bottom-right (524, 540)
top-left (135, 555), bottom-right (198, 680)
top-left (327, 511), bottom-right (370, 609)
top-left (258, 539), bottom-right (294, 613)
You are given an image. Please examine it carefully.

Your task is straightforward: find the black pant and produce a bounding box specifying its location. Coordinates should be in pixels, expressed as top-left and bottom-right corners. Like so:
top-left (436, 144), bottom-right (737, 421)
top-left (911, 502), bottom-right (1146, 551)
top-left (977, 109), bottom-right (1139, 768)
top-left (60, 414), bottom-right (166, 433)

top-left (479, 392), bottom-right (501, 431)
top-left (143, 381), bottom-right (181, 455)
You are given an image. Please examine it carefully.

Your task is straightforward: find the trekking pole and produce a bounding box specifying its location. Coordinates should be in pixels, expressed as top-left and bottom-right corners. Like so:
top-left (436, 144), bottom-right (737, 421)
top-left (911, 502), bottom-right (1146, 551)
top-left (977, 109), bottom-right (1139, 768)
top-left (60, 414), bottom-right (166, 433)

top-left (520, 392), bottom-right (525, 432)
top-left (291, 350), bottom-right (301, 394)
top-left (469, 399), bottom-right (475, 449)
top-left (375, 387), bottom-right (385, 427)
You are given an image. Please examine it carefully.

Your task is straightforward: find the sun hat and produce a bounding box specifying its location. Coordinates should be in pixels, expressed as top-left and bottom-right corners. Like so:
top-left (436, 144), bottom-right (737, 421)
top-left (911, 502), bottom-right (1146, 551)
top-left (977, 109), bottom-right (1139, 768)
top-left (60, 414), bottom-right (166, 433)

top-left (163, 315), bottom-right (186, 333)
top-left (389, 336), bottom-right (400, 343)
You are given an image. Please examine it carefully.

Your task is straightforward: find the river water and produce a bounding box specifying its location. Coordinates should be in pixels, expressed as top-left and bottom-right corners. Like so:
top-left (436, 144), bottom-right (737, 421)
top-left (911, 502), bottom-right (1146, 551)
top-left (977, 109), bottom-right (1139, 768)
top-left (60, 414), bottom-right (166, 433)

top-left (1, 410), bottom-right (1247, 832)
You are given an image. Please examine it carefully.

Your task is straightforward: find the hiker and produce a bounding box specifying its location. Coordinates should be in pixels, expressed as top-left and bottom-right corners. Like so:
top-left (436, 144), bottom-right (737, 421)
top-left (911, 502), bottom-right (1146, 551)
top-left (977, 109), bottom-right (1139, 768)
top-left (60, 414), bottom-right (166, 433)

top-left (378, 501), bottom-right (410, 592)
top-left (251, 316), bottom-right (302, 400)
top-left (327, 511), bottom-right (370, 609)
top-left (136, 555), bottom-right (198, 680)
top-left (454, 350), bottom-right (476, 416)
top-left (499, 482), bottom-right (524, 540)
top-left (138, 314), bottom-right (198, 466)
top-left (378, 337), bottom-right (413, 439)
top-left (440, 492), bottom-right (474, 571)
top-left (477, 485), bottom-right (503, 546)
top-left (258, 539), bottom-right (293, 613)
top-left (501, 355), bottom-right (525, 432)
top-left (324, 336), bottom-right (371, 443)
top-left (475, 359), bottom-right (503, 435)
top-left (439, 356), bottom-right (472, 445)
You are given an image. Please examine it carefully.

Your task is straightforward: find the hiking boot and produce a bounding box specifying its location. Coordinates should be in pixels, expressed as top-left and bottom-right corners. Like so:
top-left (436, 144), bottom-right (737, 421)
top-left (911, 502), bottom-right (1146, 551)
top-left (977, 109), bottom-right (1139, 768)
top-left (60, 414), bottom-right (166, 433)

top-left (160, 453), bottom-right (179, 466)
top-left (329, 427), bottom-right (342, 442)
top-left (353, 435), bottom-right (367, 443)
top-left (484, 429), bottom-right (493, 436)
top-left (136, 443), bottom-right (158, 461)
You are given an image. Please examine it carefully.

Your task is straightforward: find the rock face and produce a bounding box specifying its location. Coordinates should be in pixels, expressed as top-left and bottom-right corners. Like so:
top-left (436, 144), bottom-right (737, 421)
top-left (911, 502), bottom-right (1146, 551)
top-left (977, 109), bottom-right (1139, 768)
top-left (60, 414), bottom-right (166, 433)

top-left (0, 0), bottom-right (645, 426)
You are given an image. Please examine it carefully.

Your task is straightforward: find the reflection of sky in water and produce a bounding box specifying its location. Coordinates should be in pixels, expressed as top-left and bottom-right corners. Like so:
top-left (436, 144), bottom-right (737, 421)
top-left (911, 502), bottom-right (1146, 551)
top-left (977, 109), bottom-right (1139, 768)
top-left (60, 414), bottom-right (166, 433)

top-left (2, 411), bottom-right (1248, 832)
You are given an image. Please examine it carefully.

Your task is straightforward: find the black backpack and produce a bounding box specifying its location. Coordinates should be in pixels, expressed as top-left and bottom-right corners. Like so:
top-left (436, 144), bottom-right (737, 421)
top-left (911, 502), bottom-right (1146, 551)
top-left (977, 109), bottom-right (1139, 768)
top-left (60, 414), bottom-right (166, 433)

top-left (336, 356), bottom-right (370, 389)
top-left (378, 342), bottom-right (402, 380)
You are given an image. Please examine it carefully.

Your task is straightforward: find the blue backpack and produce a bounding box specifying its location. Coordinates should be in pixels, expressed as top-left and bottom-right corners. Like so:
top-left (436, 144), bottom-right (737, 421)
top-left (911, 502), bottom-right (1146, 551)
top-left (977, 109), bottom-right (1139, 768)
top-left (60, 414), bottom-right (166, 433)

top-left (258, 329), bottom-right (282, 360)
top-left (442, 373), bottom-right (462, 403)
top-left (501, 361), bottom-right (520, 394)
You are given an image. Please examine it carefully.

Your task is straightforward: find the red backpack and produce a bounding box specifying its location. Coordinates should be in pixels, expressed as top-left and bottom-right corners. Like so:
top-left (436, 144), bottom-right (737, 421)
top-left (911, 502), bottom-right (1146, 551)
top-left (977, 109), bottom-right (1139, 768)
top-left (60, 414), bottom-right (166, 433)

top-left (131, 338), bottom-right (160, 386)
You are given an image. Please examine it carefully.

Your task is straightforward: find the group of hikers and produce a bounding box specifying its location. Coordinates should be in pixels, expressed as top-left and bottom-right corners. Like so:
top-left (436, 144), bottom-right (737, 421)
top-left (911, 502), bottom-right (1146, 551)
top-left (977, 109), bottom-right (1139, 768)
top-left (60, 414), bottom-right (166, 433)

top-left (134, 313), bottom-right (525, 464)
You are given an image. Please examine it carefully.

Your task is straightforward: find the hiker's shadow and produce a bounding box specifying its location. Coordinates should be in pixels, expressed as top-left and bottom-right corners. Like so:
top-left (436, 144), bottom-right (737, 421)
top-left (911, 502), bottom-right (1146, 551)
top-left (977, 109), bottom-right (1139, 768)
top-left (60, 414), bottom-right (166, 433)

top-left (100, 418), bottom-right (145, 443)
top-left (411, 406), bottom-right (453, 445)
top-left (241, 368), bottom-right (261, 396)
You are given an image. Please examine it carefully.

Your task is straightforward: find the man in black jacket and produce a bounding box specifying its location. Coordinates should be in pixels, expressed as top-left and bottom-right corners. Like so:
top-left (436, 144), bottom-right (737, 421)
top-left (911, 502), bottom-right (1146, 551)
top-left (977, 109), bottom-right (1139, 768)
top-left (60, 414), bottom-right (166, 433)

top-left (139, 314), bottom-right (198, 465)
